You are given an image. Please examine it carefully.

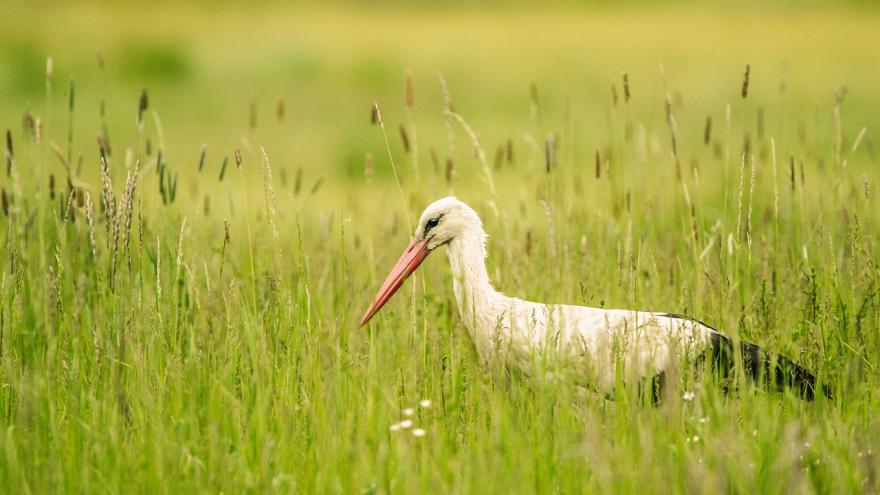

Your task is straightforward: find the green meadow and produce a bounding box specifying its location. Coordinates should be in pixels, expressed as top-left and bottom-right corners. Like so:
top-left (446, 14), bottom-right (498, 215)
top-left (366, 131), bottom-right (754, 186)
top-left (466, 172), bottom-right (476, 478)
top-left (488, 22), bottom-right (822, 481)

top-left (0, 1), bottom-right (878, 492)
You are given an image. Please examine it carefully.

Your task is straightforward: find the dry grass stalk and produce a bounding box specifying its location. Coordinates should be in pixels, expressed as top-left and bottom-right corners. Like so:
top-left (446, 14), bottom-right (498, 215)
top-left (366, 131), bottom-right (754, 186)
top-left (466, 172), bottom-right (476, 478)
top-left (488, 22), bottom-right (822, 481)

top-left (445, 157), bottom-right (454, 184)
top-left (138, 88), bottom-right (149, 125)
top-left (544, 137), bottom-right (555, 173)
top-left (595, 150), bottom-right (601, 179)
top-left (49, 174), bottom-right (56, 200)
top-left (276, 97), bottom-right (285, 122)
top-left (310, 178), bottom-right (324, 195)
top-left (622, 71), bottom-right (630, 102)
top-left (85, 191), bottom-right (98, 262)
top-left (218, 219), bottom-right (231, 286)
top-left (506, 139), bottom-right (514, 164)
top-left (294, 167), bottom-right (303, 195)
top-left (100, 156), bottom-right (116, 241)
top-left (741, 64), bottom-right (750, 99)
top-left (1, 188), bottom-right (8, 217)
top-left (5, 129), bottom-right (12, 176)
top-left (611, 85), bottom-right (618, 107)
top-left (47, 265), bottom-right (60, 332)
top-left (198, 144), bottom-right (207, 172)
top-left (22, 111), bottom-right (36, 140)
top-left (219, 155), bottom-right (228, 181)
top-left (745, 154), bottom-right (756, 251)
top-left (735, 152), bottom-right (746, 248)
top-left (404, 70), bottom-right (414, 109)
top-left (771, 138), bottom-right (779, 221)
top-left (260, 147), bottom-right (280, 242)
top-left (372, 102), bottom-right (383, 127)
top-left (234, 148), bottom-right (242, 169)
top-left (399, 124), bottom-right (411, 153)
top-left (494, 145), bottom-right (504, 170)
top-left (704, 116), bottom-right (712, 145)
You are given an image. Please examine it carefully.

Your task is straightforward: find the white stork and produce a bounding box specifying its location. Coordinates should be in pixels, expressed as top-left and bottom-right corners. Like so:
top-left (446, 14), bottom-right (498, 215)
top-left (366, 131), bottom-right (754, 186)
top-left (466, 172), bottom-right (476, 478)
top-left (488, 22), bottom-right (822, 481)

top-left (361, 197), bottom-right (827, 401)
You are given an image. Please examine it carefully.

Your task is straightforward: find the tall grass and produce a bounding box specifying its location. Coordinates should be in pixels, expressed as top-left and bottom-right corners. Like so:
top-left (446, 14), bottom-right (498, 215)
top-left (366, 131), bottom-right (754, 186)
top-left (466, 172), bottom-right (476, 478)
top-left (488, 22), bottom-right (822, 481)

top-left (0, 44), bottom-right (879, 495)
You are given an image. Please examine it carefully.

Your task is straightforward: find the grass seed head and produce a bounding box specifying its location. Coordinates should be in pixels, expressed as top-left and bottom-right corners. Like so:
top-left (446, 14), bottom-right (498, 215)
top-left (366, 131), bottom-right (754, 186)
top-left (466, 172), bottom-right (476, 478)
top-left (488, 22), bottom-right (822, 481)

top-left (623, 71), bottom-right (630, 102)
top-left (704, 115), bottom-right (712, 145)
top-left (198, 144), bottom-right (207, 172)
top-left (371, 102), bottom-right (383, 127)
top-left (234, 148), bottom-right (242, 169)
top-left (741, 64), bottom-right (750, 98)
top-left (276, 97), bottom-right (285, 122)
top-left (399, 124), bottom-right (410, 153)
top-left (404, 69), bottom-right (414, 109)
top-left (138, 88), bottom-right (149, 124)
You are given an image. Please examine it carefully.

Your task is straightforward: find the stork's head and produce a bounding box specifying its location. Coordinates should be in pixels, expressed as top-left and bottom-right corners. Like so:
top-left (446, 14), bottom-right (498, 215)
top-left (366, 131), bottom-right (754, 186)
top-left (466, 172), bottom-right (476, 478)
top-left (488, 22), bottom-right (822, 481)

top-left (360, 196), bottom-right (479, 326)
top-left (416, 196), bottom-right (482, 250)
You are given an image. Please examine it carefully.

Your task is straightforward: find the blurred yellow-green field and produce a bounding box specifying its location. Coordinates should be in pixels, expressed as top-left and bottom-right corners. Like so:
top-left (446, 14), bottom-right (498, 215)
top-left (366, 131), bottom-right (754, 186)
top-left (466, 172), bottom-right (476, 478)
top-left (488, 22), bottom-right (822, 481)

top-left (2, 1), bottom-right (879, 188)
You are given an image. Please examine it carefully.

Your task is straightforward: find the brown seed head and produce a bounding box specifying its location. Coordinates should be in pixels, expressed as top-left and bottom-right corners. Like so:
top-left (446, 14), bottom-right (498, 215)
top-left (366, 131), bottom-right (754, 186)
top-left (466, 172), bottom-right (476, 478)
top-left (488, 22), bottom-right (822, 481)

top-left (138, 88), bottom-right (149, 124)
top-left (741, 64), bottom-right (750, 99)
top-left (703, 116), bottom-right (712, 145)
top-left (276, 97), bottom-right (285, 122)
top-left (404, 70), bottom-right (414, 109)
top-left (399, 124), bottom-right (410, 153)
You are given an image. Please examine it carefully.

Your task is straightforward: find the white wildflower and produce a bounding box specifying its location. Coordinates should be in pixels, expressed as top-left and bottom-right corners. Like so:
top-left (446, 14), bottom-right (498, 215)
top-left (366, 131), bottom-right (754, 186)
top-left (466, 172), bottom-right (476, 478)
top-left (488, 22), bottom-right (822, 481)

top-left (403, 408), bottom-right (415, 417)
top-left (419, 399), bottom-right (432, 408)
top-left (390, 423), bottom-right (402, 432)
top-left (399, 419), bottom-right (413, 429)
top-left (683, 391), bottom-right (695, 401)
top-left (412, 428), bottom-right (426, 438)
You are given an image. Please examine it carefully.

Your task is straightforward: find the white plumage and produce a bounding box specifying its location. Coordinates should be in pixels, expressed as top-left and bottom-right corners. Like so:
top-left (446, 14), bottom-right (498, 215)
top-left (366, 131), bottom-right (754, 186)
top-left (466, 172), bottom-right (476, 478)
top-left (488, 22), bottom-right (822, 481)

top-left (361, 197), bottom-right (824, 400)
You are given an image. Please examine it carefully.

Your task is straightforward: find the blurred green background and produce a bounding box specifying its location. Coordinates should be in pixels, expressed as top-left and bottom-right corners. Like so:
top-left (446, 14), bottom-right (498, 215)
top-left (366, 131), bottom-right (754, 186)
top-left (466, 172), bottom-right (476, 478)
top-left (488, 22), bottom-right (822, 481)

top-left (1, 0), bottom-right (878, 195)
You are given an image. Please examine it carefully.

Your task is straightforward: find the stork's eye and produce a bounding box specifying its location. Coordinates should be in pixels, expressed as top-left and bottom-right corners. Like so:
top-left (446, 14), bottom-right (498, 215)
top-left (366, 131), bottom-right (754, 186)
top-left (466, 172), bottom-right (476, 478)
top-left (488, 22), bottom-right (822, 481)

top-left (424, 215), bottom-right (442, 235)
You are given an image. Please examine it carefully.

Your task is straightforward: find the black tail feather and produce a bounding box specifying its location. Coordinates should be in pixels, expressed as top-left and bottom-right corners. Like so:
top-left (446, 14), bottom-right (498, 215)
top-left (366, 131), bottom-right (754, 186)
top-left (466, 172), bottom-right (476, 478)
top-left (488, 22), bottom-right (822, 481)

top-left (708, 332), bottom-right (831, 401)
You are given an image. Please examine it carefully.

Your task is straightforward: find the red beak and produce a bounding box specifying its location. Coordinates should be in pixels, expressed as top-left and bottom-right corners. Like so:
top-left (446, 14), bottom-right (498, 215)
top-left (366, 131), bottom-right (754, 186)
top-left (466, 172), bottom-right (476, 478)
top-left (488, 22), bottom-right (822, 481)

top-left (360, 238), bottom-right (432, 326)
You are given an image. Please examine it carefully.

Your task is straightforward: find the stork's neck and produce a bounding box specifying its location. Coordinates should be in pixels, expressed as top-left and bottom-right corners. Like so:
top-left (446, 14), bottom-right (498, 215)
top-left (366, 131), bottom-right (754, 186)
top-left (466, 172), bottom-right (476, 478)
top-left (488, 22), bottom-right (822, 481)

top-left (446, 228), bottom-right (506, 356)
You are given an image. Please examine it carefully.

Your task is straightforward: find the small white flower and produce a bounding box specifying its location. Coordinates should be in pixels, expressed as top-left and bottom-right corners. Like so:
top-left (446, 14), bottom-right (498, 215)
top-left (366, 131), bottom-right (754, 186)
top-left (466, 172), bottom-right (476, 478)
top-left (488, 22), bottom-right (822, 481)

top-left (390, 423), bottom-right (401, 432)
top-left (403, 408), bottom-right (415, 417)
top-left (691, 435), bottom-right (700, 443)
top-left (698, 417), bottom-right (708, 424)
top-left (752, 430), bottom-right (758, 437)
top-left (399, 419), bottom-right (413, 429)
top-left (412, 428), bottom-right (426, 437)
top-left (419, 399), bottom-right (432, 409)
top-left (683, 391), bottom-right (695, 401)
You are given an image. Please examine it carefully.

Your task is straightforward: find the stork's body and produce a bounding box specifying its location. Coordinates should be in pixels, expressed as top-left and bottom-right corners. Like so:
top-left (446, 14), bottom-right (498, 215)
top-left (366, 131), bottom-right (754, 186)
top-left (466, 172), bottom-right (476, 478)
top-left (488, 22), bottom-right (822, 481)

top-left (361, 197), bottom-right (824, 400)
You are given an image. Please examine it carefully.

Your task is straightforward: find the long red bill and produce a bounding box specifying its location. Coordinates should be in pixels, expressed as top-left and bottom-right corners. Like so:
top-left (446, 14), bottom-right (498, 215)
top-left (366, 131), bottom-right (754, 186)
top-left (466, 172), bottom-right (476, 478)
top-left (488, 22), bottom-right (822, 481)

top-left (360, 238), bottom-right (431, 326)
